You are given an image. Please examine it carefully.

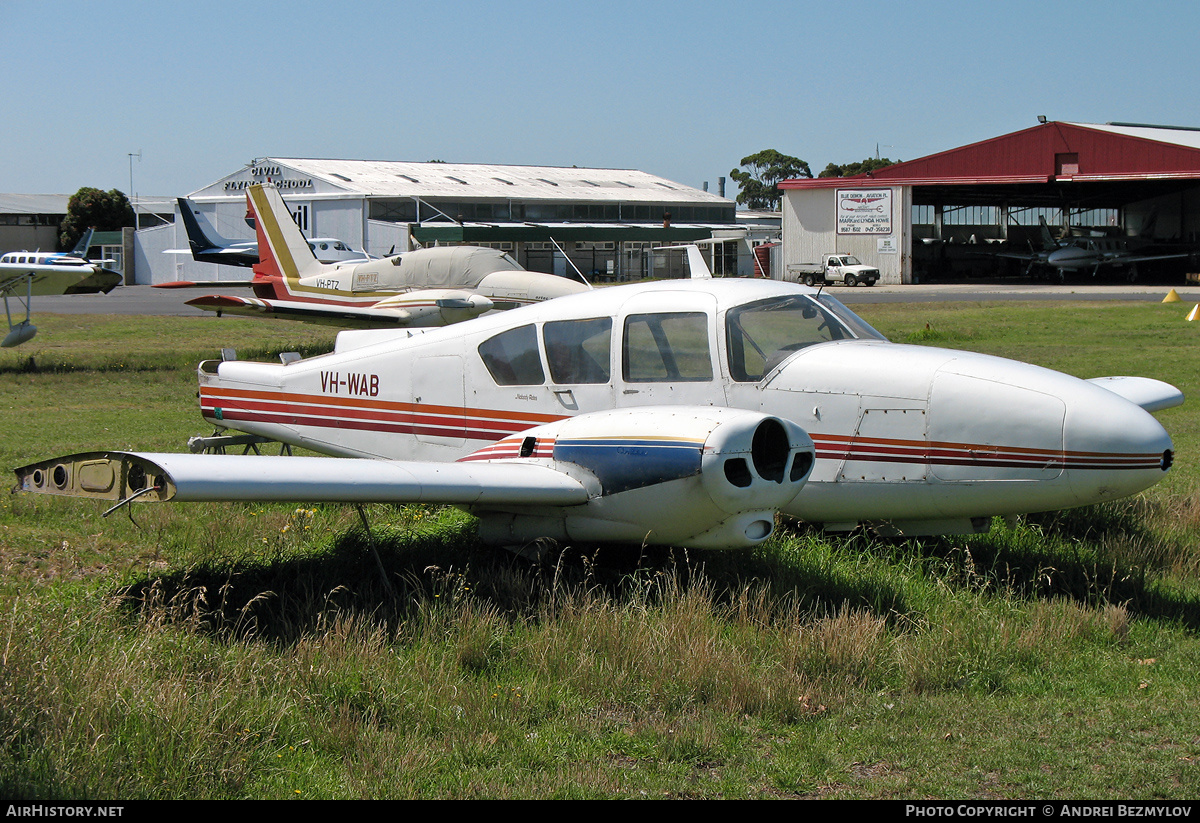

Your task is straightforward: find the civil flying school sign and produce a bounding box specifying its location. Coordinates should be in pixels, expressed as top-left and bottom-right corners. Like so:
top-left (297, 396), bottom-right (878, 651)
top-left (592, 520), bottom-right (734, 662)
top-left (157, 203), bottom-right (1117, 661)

top-left (837, 189), bottom-right (892, 235)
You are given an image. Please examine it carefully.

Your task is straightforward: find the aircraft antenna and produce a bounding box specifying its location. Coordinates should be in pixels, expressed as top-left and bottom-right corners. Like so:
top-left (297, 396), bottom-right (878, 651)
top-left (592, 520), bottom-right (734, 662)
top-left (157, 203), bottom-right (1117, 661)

top-left (548, 237), bottom-right (592, 288)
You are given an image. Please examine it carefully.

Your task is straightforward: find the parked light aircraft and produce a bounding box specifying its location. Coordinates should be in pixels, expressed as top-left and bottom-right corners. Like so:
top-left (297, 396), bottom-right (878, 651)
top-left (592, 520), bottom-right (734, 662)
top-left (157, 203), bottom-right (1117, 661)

top-left (991, 217), bottom-right (1071, 276)
top-left (0, 229), bottom-right (121, 346)
top-left (14, 277), bottom-right (1182, 550)
top-left (1044, 237), bottom-right (1196, 281)
top-left (1, 228), bottom-right (100, 268)
top-left (163, 184), bottom-right (589, 328)
top-left (163, 196), bottom-right (373, 269)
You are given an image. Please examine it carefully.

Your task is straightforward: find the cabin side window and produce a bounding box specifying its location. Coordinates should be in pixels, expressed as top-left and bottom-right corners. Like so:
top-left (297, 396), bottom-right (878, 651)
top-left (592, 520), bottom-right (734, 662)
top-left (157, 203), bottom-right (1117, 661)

top-left (543, 317), bottom-right (612, 384)
top-left (623, 312), bottom-right (712, 382)
top-left (478, 324), bottom-right (545, 386)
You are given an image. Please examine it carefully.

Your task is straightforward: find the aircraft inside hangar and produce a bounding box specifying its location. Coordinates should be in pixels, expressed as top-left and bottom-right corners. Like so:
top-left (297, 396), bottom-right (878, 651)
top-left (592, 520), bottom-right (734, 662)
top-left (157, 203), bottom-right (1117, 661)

top-left (778, 121), bottom-right (1200, 285)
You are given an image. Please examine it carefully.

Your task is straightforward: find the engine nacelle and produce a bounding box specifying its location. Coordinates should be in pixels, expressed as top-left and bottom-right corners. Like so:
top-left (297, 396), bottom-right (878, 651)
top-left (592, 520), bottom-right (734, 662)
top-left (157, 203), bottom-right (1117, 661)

top-left (467, 406), bottom-right (815, 549)
top-left (371, 289), bottom-right (493, 325)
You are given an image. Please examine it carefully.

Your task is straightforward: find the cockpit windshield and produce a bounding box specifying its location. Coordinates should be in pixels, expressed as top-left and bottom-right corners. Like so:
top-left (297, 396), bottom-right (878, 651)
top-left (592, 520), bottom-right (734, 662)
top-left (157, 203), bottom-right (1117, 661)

top-left (725, 293), bottom-right (888, 381)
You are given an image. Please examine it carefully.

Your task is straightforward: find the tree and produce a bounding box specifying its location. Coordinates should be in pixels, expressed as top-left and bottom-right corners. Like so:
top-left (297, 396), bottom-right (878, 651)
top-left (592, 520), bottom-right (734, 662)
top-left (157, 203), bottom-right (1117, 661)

top-left (729, 150), bottom-right (812, 210)
top-left (817, 157), bottom-right (897, 179)
top-left (59, 187), bottom-right (135, 250)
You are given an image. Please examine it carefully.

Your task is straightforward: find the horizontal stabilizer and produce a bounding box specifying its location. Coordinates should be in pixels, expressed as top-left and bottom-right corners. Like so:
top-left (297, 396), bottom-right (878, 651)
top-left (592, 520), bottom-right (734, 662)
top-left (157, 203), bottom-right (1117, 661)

top-left (1088, 376), bottom-right (1184, 412)
top-left (14, 451), bottom-right (589, 507)
top-left (155, 280), bottom-right (257, 289)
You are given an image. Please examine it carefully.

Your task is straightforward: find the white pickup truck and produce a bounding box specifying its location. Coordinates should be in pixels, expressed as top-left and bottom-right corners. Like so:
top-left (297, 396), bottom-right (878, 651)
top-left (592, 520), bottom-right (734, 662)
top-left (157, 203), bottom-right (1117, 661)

top-left (786, 254), bottom-right (880, 287)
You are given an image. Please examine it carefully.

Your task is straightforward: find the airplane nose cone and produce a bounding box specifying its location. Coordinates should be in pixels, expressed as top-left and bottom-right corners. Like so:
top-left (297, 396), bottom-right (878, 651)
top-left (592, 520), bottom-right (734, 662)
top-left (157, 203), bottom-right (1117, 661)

top-left (1063, 384), bottom-right (1174, 504)
top-left (933, 355), bottom-right (1175, 509)
top-left (1046, 247), bottom-right (1089, 268)
top-left (546, 276), bottom-right (591, 297)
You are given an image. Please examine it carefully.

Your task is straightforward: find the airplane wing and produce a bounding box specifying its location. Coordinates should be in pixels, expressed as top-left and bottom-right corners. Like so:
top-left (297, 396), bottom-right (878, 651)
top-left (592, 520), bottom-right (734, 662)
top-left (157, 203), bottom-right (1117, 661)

top-left (1098, 251), bottom-right (1195, 267)
top-left (185, 289), bottom-right (494, 327)
top-left (0, 263), bottom-right (121, 296)
top-left (1087, 376), bottom-right (1185, 412)
top-left (990, 250), bottom-right (1042, 262)
top-left (13, 451), bottom-right (590, 506)
top-left (14, 407), bottom-right (817, 550)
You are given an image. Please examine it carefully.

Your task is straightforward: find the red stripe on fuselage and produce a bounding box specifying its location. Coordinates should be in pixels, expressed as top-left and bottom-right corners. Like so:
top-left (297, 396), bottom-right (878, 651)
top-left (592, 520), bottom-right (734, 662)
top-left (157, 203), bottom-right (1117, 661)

top-left (199, 387), bottom-right (1161, 470)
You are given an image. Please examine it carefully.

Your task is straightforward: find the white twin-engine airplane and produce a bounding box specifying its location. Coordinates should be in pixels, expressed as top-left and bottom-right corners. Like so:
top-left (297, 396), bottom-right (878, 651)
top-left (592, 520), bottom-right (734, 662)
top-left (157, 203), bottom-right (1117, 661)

top-left (14, 277), bottom-right (1182, 550)
top-left (0, 229), bottom-right (122, 347)
top-left (167, 184), bottom-right (589, 328)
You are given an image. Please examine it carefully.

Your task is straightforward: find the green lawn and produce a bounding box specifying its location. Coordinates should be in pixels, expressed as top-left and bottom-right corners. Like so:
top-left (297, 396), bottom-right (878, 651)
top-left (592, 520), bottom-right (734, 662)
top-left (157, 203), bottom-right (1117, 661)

top-left (2, 303), bottom-right (1199, 799)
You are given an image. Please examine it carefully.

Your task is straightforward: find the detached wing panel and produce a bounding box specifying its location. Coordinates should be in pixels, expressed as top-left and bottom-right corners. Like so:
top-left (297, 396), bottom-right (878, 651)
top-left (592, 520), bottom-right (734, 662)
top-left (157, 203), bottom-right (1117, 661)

top-left (14, 452), bottom-right (589, 507)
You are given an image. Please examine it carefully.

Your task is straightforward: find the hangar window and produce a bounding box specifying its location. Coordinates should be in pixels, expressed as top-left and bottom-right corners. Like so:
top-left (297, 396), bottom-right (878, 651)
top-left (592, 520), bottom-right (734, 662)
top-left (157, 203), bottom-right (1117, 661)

top-left (1069, 207), bottom-right (1119, 231)
top-left (943, 205), bottom-right (997, 225)
top-left (479, 324), bottom-right (544, 386)
top-left (370, 200), bottom-right (417, 222)
top-left (623, 312), bottom-right (712, 382)
top-left (543, 317), bottom-right (611, 384)
top-left (1009, 206), bottom-right (1062, 226)
top-left (912, 204), bottom-right (935, 225)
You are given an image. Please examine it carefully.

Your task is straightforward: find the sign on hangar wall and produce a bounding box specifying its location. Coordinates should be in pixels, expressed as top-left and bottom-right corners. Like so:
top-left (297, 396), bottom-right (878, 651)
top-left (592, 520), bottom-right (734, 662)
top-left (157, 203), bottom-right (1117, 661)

top-left (836, 189), bottom-right (892, 235)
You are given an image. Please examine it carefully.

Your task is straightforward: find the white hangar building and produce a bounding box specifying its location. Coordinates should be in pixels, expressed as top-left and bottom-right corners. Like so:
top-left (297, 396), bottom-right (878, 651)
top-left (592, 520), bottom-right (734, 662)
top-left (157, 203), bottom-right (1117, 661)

top-left (135, 159), bottom-right (744, 285)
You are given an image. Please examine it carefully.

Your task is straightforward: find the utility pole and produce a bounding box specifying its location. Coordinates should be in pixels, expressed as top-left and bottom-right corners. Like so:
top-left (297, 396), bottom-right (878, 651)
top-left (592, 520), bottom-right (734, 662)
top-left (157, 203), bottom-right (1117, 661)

top-left (128, 150), bottom-right (141, 228)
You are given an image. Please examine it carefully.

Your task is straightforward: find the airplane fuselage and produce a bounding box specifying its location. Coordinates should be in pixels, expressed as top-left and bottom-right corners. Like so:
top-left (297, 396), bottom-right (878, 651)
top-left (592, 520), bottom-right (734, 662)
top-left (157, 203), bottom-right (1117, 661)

top-left (1046, 239), bottom-right (1129, 271)
top-left (0, 252), bottom-right (88, 267)
top-left (240, 246), bottom-right (587, 327)
top-left (198, 279), bottom-right (1175, 535)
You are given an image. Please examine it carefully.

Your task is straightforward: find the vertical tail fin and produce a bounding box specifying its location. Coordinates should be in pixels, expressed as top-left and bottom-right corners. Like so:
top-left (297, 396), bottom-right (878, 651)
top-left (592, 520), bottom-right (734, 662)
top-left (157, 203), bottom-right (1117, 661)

top-left (685, 244), bottom-right (712, 279)
top-left (246, 184), bottom-right (322, 281)
top-left (69, 228), bottom-right (94, 259)
top-left (1038, 215), bottom-right (1057, 250)
top-left (177, 198), bottom-right (225, 254)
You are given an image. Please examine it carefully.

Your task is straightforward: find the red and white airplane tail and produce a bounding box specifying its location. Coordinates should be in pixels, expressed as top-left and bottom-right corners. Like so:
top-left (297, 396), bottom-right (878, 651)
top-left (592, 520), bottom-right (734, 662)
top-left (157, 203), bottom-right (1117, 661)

top-left (246, 184), bottom-right (325, 284)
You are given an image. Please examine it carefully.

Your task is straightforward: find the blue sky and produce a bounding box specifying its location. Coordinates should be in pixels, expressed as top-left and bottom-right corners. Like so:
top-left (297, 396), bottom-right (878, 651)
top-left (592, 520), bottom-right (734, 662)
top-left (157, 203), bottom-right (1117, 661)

top-left (4, 0), bottom-right (1199, 201)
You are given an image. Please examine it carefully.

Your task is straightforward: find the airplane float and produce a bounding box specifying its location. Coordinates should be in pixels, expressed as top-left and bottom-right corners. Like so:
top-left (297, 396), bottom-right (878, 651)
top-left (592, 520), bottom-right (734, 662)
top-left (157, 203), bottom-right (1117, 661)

top-left (0, 229), bottom-right (122, 347)
top-left (157, 184), bottom-right (588, 328)
top-left (14, 276), bottom-right (1182, 550)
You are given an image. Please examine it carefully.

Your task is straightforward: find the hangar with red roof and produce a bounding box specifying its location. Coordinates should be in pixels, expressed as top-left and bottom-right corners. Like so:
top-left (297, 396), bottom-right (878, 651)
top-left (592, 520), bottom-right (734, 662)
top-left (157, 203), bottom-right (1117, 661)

top-left (777, 121), bottom-right (1200, 284)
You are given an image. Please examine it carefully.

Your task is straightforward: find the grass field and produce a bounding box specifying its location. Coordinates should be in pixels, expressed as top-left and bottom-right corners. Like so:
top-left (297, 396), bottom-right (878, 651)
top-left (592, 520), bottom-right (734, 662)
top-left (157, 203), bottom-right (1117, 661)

top-left (2, 301), bottom-right (1199, 799)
